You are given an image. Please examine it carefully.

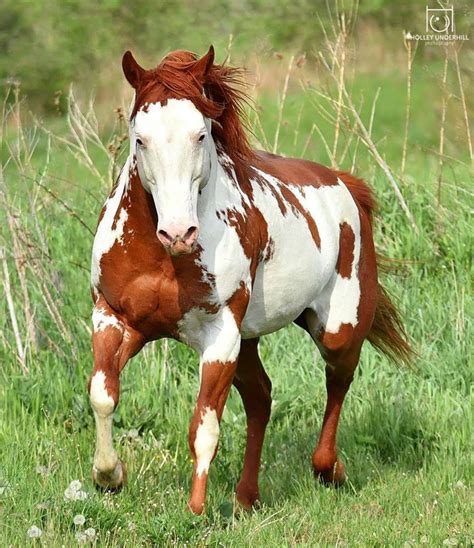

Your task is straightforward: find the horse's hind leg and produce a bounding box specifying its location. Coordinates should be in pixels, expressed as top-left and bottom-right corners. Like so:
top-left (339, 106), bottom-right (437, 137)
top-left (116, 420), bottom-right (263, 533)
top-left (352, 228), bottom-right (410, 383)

top-left (311, 345), bottom-right (361, 485)
top-left (307, 209), bottom-right (377, 484)
top-left (88, 297), bottom-right (143, 491)
top-left (233, 338), bottom-right (272, 509)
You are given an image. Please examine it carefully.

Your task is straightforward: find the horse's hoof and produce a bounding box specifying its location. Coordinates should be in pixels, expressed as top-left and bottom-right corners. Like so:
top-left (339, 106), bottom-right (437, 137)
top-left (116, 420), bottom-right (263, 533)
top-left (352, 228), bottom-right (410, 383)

top-left (92, 459), bottom-right (127, 493)
top-left (187, 499), bottom-right (205, 515)
top-left (314, 459), bottom-right (346, 487)
top-left (236, 482), bottom-right (260, 511)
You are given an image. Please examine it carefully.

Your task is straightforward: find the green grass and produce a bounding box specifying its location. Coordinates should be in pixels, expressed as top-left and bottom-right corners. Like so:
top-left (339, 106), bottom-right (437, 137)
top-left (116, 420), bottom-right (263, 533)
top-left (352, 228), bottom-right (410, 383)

top-left (0, 54), bottom-right (472, 545)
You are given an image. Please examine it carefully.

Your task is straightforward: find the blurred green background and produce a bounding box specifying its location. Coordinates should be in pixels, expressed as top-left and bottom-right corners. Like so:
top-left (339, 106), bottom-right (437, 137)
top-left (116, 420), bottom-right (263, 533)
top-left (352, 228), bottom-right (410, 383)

top-left (1, 0), bottom-right (472, 112)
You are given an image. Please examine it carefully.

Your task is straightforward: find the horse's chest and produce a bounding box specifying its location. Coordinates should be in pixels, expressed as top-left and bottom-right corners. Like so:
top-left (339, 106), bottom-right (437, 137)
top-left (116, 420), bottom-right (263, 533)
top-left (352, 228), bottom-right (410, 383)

top-left (118, 268), bottom-right (216, 339)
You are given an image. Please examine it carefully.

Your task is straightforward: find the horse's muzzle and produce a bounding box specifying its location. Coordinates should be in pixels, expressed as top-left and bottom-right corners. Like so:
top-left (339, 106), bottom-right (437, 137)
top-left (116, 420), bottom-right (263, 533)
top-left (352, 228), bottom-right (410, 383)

top-left (157, 225), bottom-right (199, 256)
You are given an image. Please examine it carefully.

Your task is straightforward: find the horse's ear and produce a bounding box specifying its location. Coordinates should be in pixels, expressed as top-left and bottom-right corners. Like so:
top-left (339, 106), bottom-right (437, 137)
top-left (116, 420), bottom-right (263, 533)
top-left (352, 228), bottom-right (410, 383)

top-left (193, 45), bottom-right (215, 82)
top-left (122, 50), bottom-right (145, 88)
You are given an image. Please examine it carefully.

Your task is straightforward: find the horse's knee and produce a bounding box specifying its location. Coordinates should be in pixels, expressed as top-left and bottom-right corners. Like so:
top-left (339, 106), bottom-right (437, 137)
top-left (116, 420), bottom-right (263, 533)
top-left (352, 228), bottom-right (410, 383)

top-left (88, 369), bottom-right (118, 415)
top-left (319, 323), bottom-right (355, 353)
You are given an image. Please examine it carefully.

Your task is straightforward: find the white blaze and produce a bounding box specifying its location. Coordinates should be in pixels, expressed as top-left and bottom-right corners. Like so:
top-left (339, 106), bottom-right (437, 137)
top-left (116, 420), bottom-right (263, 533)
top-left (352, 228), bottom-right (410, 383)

top-left (131, 99), bottom-right (214, 235)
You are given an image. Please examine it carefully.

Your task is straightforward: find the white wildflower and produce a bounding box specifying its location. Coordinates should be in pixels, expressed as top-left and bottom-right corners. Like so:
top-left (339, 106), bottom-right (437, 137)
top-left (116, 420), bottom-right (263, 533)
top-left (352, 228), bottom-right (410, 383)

top-left (36, 465), bottom-right (50, 476)
top-left (75, 531), bottom-right (88, 544)
top-left (84, 527), bottom-right (96, 539)
top-left (75, 490), bottom-right (88, 501)
top-left (73, 514), bottom-right (86, 526)
top-left (64, 480), bottom-right (88, 502)
top-left (27, 525), bottom-right (42, 538)
top-left (70, 480), bottom-right (82, 491)
top-left (128, 428), bottom-right (139, 439)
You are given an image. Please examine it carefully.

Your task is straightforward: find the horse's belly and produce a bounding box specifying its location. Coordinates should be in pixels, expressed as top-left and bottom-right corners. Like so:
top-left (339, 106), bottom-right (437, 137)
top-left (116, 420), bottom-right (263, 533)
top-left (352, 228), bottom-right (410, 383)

top-left (241, 260), bottom-right (321, 338)
top-left (240, 175), bottom-right (359, 339)
top-left (241, 219), bottom-right (332, 339)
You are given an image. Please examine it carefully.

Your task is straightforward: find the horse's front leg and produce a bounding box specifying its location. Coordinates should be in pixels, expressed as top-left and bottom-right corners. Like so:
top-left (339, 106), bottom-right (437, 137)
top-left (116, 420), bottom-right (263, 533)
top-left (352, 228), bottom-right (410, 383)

top-left (187, 310), bottom-right (242, 514)
top-left (88, 297), bottom-right (144, 491)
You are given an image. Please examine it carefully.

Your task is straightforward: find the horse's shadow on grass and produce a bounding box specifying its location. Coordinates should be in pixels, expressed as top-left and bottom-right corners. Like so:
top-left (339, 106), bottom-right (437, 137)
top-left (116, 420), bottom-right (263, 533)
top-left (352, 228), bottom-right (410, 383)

top-left (214, 394), bottom-right (441, 506)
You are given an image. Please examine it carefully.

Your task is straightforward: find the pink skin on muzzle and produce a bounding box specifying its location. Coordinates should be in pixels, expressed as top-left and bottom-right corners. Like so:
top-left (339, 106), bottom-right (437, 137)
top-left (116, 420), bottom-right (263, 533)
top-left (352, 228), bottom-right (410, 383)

top-left (157, 224), bottom-right (199, 256)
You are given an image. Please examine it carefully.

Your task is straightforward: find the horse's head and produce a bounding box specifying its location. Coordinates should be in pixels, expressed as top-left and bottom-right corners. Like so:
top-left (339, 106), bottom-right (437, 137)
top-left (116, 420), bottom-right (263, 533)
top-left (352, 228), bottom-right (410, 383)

top-left (123, 47), bottom-right (219, 256)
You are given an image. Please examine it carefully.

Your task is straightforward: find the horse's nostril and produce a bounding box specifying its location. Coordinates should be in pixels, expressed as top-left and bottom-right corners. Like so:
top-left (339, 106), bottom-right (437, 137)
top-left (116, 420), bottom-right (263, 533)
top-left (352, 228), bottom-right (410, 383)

top-left (184, 226), bottom-right (198, 244)
top-left (157, 229), bottom-right (173, 244)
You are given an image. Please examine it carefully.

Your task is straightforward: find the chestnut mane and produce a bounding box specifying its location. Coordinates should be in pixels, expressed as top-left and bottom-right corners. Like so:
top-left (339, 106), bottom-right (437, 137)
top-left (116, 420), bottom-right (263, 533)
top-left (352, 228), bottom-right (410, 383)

top-left (130, 50), bottom-right (255, 170)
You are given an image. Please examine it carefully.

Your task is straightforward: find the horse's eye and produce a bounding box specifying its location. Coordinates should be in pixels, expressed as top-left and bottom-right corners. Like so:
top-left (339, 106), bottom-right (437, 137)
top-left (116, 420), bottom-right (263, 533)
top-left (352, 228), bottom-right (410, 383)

top-left (136, 138), bottom-right (144, 147)
top-left (198, 134), bottom-right (205, 143)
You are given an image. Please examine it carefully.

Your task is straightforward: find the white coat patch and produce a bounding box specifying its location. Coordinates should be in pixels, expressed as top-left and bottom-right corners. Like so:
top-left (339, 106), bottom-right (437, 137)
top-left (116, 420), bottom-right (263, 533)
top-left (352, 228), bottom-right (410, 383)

top-left (91, 159), bottom-right (130, 291)
top-left (194, 407), bottom-right (219, 476)
top-left (89, 370), bottom-right (115, 417)
top-left (92, 307), bottom-right (122, 333)
top-left (178, 306), bottom-right (241, 365)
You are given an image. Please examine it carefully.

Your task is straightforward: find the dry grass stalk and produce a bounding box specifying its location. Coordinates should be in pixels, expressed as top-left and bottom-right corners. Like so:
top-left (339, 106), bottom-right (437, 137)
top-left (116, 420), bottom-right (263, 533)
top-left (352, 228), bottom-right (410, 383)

top-left (1, 246), bottom-right (28, 374)
top-left (339, 97), bottom-right (363, 167)
top-left (437, 46), bottom-right (450, 213)
top-left (401, 33), bottom-right (418, 179)
top-left (300, 124), bottom-right (316, 158)
top-left (1, 85), bottom-right (79, 361)
top-left (293, 103), bottom-right (304, 151)
top-left (248, 60), bottom-right (271, 151)
top-left (37, 88), bottom-right (119, 186)
top-left (3, 202), bottom-right (39, 351)
top-left (226, 33), bottom-right (234, 65)
top-left (273, 55), bottom-right (294, 153)
top-left (331, 12), bottom-right (348, 168)
top-left (368, 88), bottom-right (381, 139)
top-left (318, 48), bottom-right (418, 232)
top-left (453, 47), bottom-right (473, 167)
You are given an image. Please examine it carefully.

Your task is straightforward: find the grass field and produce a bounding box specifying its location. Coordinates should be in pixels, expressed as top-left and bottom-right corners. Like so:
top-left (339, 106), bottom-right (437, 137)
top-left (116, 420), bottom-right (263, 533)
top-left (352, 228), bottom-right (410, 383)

top-left (0, 38), bottom-right (472, 546)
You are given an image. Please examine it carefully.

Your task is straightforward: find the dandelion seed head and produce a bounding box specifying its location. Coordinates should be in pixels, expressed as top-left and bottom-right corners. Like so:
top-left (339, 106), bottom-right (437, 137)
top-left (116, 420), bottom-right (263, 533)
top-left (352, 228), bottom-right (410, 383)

top-left (75, 531), bottom-right (88, 544)
top-left (73, 514), bottom-right (86, 526)
top-left (64, 479), bottom-right (89, 501)
top-left (36, 465), bottom-right (50, 476)
top-left (84, 527), bottom-right (96, 539)
top-left (70, 480), bottom-right (82, 491)
top-left (27, 525), bottom-right (42, 538)
top-left (128, 428), bottom-right (139, 439)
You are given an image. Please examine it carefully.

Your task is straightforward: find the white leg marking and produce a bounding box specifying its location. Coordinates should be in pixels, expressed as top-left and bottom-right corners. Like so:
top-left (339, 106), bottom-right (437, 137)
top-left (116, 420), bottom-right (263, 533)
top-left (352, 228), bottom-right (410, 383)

top-left (195, 407), bottom-right (220, 476)
top-left (89, 371), bottom-right (118, 473)
top-left (92, 307), bottom-right (123, 333)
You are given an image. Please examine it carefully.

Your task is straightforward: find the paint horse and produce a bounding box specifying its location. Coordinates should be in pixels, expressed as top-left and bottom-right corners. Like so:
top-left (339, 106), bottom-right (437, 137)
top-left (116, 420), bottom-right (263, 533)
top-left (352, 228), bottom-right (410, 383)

top-left (89, 46), bottom-right (411, 514)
